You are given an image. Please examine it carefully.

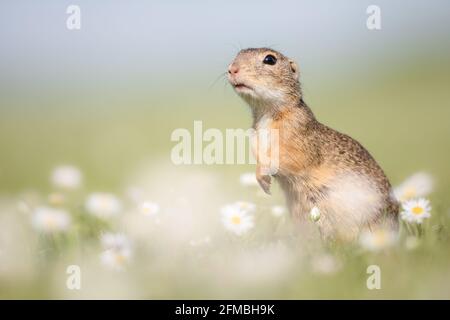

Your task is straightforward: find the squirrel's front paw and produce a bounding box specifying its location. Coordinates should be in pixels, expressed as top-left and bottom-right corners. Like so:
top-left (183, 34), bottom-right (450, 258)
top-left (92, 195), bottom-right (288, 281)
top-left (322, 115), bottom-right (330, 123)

top-left (257, 174), bottom-right (272, 195)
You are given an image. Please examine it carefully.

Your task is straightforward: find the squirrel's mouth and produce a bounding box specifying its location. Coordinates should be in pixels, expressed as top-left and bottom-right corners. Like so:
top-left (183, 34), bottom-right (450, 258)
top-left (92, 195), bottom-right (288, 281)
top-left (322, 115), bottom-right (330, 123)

top-left (233, 83), bottom-right (253, 92)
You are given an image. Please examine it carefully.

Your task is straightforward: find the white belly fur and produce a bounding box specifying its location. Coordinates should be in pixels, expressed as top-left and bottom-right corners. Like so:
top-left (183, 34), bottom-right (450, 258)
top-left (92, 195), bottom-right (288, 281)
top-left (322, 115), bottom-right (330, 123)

top-left (286, 171), bottom-right (384, 241)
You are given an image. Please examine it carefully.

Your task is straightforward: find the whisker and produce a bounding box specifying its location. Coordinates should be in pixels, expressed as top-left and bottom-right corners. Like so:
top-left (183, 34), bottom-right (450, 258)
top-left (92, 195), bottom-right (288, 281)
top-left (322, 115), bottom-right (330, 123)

top-left (208, 71), bottom-right (228, 90)
top-left (222, 76), bottom-right (230, 94)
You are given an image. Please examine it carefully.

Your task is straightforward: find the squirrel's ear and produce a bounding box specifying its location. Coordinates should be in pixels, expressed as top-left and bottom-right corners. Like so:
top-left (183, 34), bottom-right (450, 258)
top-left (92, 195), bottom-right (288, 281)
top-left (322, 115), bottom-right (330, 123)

top-left (289, 60), bottom-right (299, 80)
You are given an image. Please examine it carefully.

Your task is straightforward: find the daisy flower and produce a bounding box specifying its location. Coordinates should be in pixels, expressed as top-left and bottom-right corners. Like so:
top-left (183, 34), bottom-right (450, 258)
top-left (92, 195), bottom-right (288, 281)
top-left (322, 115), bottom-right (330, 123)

top-left (51, 165), bottom-right (82, 189)
top-left (139, 201), bottom-right (160, 217)
top-left (394, 172), bottom-right (434, 202)
top-left (101, 232), bottom-right (131, 250)
top-left (401, 198), bottom-right (431, 224)
top-left (221, 203), bottom-right (255, 236)
top-left (239, 172), bottom-right (258, 187)
top-left (100, 233), bottom-right (132, 271)
top-left (100, 248), bottom-right (131, 271)
top-left (310, 206), bottom-right (321, 222)
top-left (271, 205), bottom-right (286, 217)
top-left (359, 228), bottom-right (398, 251)
top-left (85, 193), bottom-right (121, 219)
top-left (31, 206), bottom-right (71, 233)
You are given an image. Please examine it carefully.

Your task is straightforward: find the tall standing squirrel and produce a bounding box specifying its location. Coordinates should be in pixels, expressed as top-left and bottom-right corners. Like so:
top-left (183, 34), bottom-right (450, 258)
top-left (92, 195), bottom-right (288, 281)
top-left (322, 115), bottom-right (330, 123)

top-left (228, 48), bottom-right (399, 241)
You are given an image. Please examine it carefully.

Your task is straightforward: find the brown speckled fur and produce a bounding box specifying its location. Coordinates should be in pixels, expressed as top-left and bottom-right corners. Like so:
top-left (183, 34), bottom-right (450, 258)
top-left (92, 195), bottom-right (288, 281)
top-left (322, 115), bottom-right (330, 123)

top-left (228, 48), bottom-right (399, 241)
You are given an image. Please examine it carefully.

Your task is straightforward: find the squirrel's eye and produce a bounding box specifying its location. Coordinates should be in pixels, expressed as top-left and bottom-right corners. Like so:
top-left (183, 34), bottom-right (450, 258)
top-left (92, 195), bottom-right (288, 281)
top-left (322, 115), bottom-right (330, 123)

top-left (263, 54), bottom-right (277, 65)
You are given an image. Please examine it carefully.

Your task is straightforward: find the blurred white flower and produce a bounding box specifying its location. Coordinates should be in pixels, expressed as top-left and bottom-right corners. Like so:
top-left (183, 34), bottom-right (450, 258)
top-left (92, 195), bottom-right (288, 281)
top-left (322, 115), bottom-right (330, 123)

top-left (359, 228), bottom-right (398, 251)
top-left (234, 201), bottom-right (256, 213)
top-left (310, 206), bottom-right (321, 222)
top-left (100, 233), bottom-right (132, 271)
top-left (311, 254), bottom-right (342, 275)
top-left (394, 172), bottom-right (434, 202)
top-left (31, 206), bottom-right (71, 233)
top-left (51, 165), bottom-right (82, 189)
top-left (401, 198), bottom-right (431, 224)
top-left (221, 203), bottom-right (255, 236)
top-left (100, 248), bottom-right (131, 271)
top-left (239, 172), bottom-right (258, 187)
top-left (271, 205), bottom-right (286, 217)
top-left (86, 193), bottom-right (121, 218)
top-left (139, 201), bottom-right (160, 217)
top-left (101, 232), bottom-right (130, 250)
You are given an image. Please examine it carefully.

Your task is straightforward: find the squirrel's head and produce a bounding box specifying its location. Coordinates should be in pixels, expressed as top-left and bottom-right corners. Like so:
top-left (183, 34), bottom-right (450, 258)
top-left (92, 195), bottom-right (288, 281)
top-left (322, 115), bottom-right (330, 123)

top-left (228, 48), bottom-right (301, 108)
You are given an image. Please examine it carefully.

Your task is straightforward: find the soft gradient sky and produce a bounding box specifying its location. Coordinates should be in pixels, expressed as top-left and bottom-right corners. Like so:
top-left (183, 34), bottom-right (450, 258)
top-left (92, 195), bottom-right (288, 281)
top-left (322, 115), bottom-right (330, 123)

top-left (1, 0), bottom-right (449, 95)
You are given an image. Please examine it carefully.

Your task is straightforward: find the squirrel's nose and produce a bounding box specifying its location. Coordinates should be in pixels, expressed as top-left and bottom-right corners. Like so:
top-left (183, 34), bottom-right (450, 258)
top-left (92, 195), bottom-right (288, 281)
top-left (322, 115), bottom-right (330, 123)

top-left (228, 64), bottom-right (239, 75)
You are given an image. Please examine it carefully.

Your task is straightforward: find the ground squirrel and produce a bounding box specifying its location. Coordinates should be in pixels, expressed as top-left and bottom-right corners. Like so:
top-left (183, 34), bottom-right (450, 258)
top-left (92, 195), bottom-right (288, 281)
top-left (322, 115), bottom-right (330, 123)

top-left (228, 48), bottom-right (399, 241)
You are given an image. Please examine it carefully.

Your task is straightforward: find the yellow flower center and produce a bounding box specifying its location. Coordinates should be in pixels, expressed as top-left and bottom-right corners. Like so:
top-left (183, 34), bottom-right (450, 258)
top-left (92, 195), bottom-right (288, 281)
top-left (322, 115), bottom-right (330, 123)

top-left (231, 215), bottom-right (241, 225)
top-left (44, 217), bottom-right (57, 229)
top-left (142, 206), bottom-right (151, 215)
top-left (412, 206), bottom-right (424, 215)
top-left (115, 253), bottom-right (126, 265)
top-left (100, 198), bottom-right (109, 210)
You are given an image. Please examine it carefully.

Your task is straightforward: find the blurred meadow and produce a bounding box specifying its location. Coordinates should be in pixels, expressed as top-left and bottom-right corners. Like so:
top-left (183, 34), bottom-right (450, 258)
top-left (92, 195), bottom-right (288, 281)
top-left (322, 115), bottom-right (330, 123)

top-left (1, 0), bottom-right (450, 299)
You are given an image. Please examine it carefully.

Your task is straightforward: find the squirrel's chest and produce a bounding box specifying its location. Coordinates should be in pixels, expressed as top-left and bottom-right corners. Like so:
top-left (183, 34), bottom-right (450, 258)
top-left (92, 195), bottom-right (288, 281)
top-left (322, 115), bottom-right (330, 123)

top-left (254, 115), bottom-right (312, 175)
